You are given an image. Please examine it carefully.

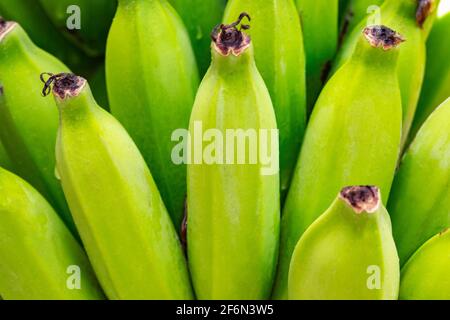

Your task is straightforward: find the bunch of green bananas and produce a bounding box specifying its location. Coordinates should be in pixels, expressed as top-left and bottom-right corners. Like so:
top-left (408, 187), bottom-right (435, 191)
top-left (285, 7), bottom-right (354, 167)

top-left (0, 0), bottom-right (449, 301)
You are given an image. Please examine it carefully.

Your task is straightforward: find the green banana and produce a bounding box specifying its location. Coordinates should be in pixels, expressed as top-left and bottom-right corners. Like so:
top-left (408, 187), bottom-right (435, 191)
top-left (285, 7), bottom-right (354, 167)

top-left (295, 0), bottom-right (339, 111)
top-left (187, 14), bottom-right (280, 299)
top-left (38, 0), bottom-right (117, 57)
top-left (0, 19), bottom-right (76, 234)
top-left (0, 0), bottom-right (93, 74)
top-left (168, 0), bottom-right (227, 76)
top-left (388, 98), bottom-right (450, 265)
top-left (106, 0), bottom-right (199, 228)
top-left (289, 186), bottom-right (400, 300)
top-left (409, 7), bottom-right (450, 143)
top-left (0, 167), bottom-right (104, 300)
top-left (399, 229), bottom-right (450, 300)
top-left (43, 73), bottom-right (193, 300)
top-left (273, 25), bottom-right (404, 299)
top-left (0, 139), bottom-right (13, 171)
top-left (224, 0), bottom-right (306, 199)
top-left (332, 0), bottom-right (439, 148)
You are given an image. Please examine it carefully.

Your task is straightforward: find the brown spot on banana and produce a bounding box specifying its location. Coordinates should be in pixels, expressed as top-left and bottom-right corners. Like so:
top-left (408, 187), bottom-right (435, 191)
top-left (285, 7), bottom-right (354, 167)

top-left (40, 72), bottom-right (86, 100)
top-left (340, 186), bottom-right (380, 214)
top-left (363, 25), bottom-right (406, 50)
top-left (211, 12), bottom-right (251, 56)
top-left (416, 0), bottom-right (435, 27)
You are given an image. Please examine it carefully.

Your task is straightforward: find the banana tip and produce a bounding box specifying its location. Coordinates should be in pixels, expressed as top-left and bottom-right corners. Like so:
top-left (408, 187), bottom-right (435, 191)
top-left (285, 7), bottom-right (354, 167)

top-left (340, 186), bottom-right (380, 214)
top-left (363, 25), bottom-right (405, 51)
top-left (211, 12), bottom-right (251, 56)
top-left (40, 73), bottom-right (86, 100)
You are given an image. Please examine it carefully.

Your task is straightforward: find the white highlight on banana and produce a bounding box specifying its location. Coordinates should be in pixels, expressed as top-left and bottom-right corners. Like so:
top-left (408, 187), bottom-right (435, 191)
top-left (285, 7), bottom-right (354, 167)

top-left (438, 0), bottom-right (450, 17)
top-left (66, 265), bottom-right (81, 290)
top-left (366, 5), bottom-right (382, 26)
top-left (171, 121), bottom-right (280, 176)
top-left (66, 5), bottom-right (81, 30)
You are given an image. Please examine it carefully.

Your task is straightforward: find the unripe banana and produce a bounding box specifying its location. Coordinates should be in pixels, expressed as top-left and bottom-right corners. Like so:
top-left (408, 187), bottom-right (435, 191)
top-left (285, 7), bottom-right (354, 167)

top-left (289, 186), bottom-right (400, 300)
top-left (187, 14), bottom-right (280, 300)
top-left (399, 229), bottom-right (450, 300)
top-left (388, 98), bottom-right (450, 266)
top-left (409, 7), bottom-right (450, 143)
top-left (0, 167), bottom-right (104, 300)
top-left (106, 0), bottom-right (199, 228)
top-left (273, 25), bottom-right (404, 299)
top-left (224, 1), bottom-right (306, 199)
top-left (0, 0), bottom-right (92, 73)
top-left (332, 0), bottom-right (439, 148)
top-left (0, 139), bottom-right (13, 171)
top-left (38, 0), bottom-right (117, 57)
top-left (0, 19), bottom-right (76, 234)
top-left (295, 0), bottom-right (339, 111)
top-left (168, 0), bottom-right (227, 76)
top-left (42, 73), bottom-right (193, 300)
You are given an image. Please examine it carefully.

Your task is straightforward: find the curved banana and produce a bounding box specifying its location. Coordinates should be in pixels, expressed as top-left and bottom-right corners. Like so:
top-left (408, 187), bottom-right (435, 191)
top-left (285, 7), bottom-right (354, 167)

top-left (273, 25), bottom-right (404, 299)
top-left (168, 0), bottom-right (227, 76)
top-left (409, 7), bottom-right (450, 143)
top-left (295, 0), bottom-right (339, 111)
top-left (38, 0), bottom-right (117, 57)
top-left (0, 139), bottom-right (13, 171)
top-left (399, 229), bottom-right (450, 300)
top-left (0, 19), bottom-right (76, 234)
top-left (43, 73), bottom-right (193, 300)
top-left (187, 15), bottom-right (280, 300)
top-left (388, 98), bottom-right (450, 265)
top-left (289, 186), bottom-right (400, 300)
top-left (0, 0), bottom-right (92, 73)
top-left (224, 0), bottom-right (306, 199)
top-left (0, 167), bottom-right (104, 300)
top-left (106, 0), bottom-right (199, 228)
top-left (332, 0), bottom-right (439, 148)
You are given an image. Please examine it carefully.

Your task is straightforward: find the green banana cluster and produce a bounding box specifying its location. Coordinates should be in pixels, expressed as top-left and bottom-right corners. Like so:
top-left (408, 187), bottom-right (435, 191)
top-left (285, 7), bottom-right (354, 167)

top-left (399, 229), bottom-right (450, 300)
top-left (169, 0), bottom-right (227, 76)
top-left (0, 19), bottom-right (75, 234)
top-left (333, 0), bottom-right (439, 148)
top-left (289, 186), bottom-right (400, 300)
top-left (106, 0), bottom-right (199, 228)
top-left (295, 0), bottom-right (339, 111)
top-left (224, 0), bottom-right (307, 198)
top-left (410, 6), bottom-right (450, 142)
top-left (0, 0), bottom-right (93, 74)
top-left (0, 167), bottom-right (104, 300)
top-left (273, 25), bottom-right (404, 299)
top-left (38, 0), bottom-right (117, 57)
top-left (43, 73), bottom-right (193, 300)
top-left (388, 97), bottom-right (450, 265)
top-left (187, 15), bottom-right (280, 299)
